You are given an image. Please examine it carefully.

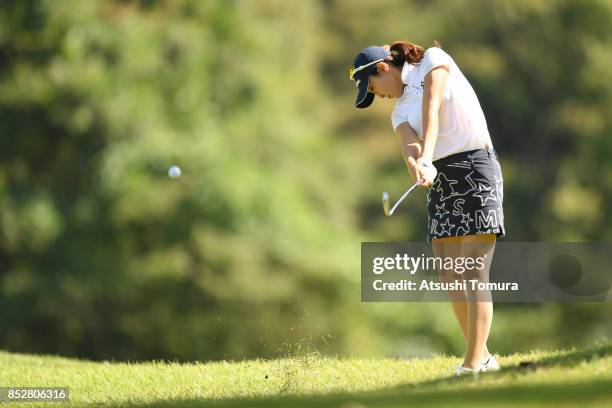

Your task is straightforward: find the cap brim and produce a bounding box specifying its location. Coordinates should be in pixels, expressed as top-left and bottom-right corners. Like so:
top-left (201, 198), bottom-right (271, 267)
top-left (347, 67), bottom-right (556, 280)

top-left (354, 75), bottom-right (375, 109)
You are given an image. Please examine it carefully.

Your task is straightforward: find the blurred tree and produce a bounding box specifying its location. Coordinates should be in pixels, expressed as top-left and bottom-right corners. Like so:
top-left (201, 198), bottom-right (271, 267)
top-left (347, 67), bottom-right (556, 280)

top-left (0, 0), bottom-right (365, 361)
top-left (0, 0), bottom-right (610, 362)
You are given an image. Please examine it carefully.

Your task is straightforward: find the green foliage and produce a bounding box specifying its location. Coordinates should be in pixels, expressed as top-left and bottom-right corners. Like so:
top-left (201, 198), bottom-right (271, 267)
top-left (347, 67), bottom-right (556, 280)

top-left (0, 0), bottom-right (361, 361)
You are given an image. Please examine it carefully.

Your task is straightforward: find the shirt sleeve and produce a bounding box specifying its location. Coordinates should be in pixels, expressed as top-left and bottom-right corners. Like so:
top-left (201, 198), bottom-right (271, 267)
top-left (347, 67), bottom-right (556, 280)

top-left (420, 47), bottom-right (452, 78)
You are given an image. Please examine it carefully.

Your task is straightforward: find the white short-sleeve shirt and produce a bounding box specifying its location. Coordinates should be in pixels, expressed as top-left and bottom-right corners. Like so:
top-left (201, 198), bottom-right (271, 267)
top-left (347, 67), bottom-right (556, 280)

top-left (391, 47), bottom-right (493, 161)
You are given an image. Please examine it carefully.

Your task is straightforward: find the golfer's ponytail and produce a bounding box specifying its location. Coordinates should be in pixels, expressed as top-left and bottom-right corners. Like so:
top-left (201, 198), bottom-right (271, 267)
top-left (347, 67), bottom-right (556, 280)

top-left (383, 40), bottom-right (442, 67)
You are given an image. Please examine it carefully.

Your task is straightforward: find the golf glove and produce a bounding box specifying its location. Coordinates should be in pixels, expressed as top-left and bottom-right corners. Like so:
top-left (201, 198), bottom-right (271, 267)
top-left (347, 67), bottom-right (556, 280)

top-left (416, 157), bottom-right (438, 184)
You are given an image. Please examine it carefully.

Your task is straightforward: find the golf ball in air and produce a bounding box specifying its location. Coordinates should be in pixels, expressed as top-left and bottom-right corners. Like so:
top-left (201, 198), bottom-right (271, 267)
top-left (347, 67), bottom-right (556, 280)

top-left (168, 165), bottom-right (181, 178)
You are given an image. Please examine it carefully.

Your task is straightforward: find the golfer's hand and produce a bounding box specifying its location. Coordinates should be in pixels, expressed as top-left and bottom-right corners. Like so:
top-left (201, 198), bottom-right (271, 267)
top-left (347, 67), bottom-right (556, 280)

top-left (416, 157), bottom-right (438, 188)
top-left (406, 156), bottom-right (422, 185)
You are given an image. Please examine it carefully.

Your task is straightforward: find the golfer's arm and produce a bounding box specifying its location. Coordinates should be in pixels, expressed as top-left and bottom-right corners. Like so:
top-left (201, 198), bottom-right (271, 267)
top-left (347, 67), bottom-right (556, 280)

top-left (394, 121), bottom-right (422, 167)
top-left (420, 66), bottom-right (449, 161)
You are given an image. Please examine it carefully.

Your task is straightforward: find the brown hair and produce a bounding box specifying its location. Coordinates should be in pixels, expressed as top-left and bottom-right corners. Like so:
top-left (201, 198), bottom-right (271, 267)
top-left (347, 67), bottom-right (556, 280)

top-left (381, 40), bottom-right (442, 68)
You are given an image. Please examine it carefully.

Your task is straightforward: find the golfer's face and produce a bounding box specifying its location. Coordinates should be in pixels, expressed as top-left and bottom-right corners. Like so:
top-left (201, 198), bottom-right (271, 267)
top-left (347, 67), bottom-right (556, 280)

top-left (368, 66), bottom-right (400, 99)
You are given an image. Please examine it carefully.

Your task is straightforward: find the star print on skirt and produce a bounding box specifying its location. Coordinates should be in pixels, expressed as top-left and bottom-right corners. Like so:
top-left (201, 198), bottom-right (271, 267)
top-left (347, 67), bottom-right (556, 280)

top-left (426, 147), bottom-right (506, 243)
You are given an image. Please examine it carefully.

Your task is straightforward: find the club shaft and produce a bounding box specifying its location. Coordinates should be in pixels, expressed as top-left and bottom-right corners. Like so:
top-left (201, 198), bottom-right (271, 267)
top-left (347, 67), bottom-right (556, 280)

top-left (389, 180), bottom-right (421, 215)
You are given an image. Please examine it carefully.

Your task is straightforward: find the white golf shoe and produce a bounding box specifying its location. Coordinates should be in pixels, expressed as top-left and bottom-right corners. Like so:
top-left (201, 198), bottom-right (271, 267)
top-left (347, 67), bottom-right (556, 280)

top-left (455, 353), bottom-right (500, 376)
top-left (455, 364), bottom-right (481, 376)
top-left (482, 354), bottom-right (500, 371)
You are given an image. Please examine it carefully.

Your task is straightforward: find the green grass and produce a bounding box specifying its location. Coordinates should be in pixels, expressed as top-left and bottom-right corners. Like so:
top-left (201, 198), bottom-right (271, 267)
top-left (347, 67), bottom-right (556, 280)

top-left (1, 338), bottom-right (611, 407)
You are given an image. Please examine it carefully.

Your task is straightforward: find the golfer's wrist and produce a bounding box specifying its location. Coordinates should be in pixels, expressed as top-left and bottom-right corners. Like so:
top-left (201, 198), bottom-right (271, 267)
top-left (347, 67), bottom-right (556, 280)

top-left (404, 144), bottom-right (422, 159)
top-left (416, 157), bottom-right (434, 167)
top-left (419, 148), bottom-right (434, 162)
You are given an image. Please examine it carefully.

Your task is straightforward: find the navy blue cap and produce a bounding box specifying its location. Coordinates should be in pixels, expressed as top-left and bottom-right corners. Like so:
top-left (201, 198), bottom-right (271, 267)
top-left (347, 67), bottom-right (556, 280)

top-left (350, 46), bottom-right (391, 108)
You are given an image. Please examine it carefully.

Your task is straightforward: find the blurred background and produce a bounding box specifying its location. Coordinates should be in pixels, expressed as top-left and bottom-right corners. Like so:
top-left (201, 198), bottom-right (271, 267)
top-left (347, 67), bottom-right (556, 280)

top-left (1, 0), bottom-right (611, 363)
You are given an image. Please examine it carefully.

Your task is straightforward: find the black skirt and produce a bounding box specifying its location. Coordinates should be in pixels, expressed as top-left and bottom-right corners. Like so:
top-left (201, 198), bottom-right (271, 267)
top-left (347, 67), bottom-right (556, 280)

top-left (426, 147), bottom-right (506, 242)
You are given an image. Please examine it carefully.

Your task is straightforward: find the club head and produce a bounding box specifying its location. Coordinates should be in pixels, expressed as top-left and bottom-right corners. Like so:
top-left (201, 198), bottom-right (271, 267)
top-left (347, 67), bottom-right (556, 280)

top-left (382, 191), bottom-right (391, 216)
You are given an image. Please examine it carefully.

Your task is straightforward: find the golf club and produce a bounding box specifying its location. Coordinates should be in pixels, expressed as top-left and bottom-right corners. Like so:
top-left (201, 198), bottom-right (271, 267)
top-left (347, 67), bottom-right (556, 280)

top-left (382, 179), bottom-right (422, 216)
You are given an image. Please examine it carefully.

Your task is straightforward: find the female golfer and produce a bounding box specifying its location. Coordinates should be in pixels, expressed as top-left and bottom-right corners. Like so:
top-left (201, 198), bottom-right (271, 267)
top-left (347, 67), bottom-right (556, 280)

top-left (349, 40), bottom-right (506, 375)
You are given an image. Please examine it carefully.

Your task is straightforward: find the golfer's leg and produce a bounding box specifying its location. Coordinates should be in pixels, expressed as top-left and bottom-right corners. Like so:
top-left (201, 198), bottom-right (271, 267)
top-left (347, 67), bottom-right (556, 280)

top-left (432, 237), bottom-right (470, 344)
top-left (451, 296), bottom-right (469, 342)
top-left (461, 233), bottom-right (496, 369)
